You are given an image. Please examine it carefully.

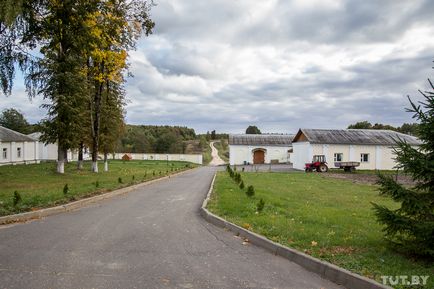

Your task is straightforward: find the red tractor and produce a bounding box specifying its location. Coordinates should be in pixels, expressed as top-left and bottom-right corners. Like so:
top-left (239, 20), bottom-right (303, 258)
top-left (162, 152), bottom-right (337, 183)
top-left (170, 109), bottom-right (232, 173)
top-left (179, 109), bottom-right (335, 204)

top-left (305, 155), bottom-right (329, 173)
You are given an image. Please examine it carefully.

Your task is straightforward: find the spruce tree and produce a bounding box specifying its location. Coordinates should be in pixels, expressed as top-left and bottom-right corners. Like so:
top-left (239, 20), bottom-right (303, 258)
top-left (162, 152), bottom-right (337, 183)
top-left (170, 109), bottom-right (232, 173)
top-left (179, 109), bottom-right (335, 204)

top-left (372, 77), bottom-right (434, 258)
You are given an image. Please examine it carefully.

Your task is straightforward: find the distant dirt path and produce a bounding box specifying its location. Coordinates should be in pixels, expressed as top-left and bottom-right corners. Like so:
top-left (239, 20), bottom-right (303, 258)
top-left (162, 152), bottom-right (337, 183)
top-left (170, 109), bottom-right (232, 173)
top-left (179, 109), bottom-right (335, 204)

top-left (209, 141), bottom-right (226, 166)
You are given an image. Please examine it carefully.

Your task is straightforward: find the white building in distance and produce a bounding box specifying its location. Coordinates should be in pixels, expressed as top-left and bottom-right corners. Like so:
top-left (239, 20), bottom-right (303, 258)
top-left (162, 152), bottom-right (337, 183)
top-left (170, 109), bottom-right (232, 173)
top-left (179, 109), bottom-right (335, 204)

top-left (229, 134), bottom-right (294, 165)
top-left (0, 126), bottom-right (39, 165)
top-left (292, 128), bottom-right (421, 170)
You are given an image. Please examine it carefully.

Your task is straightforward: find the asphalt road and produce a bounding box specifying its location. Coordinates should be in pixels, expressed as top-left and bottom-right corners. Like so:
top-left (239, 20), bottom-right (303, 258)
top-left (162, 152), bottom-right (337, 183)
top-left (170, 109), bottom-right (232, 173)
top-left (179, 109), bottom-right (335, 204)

top-left (0, 167), bottom-right (342, 289)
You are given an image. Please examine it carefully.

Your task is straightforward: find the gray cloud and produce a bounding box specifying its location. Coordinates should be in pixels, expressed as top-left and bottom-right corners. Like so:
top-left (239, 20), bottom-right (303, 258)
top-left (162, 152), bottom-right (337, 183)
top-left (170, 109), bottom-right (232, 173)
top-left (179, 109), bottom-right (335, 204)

top-left (1, 0), bottom-right (434, 134)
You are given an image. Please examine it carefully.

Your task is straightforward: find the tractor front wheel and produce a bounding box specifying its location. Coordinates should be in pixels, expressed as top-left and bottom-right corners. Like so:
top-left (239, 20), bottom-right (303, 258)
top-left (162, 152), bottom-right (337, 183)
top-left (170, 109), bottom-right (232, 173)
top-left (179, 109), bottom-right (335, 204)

top-left (317, 164), bottom-right (328, 173)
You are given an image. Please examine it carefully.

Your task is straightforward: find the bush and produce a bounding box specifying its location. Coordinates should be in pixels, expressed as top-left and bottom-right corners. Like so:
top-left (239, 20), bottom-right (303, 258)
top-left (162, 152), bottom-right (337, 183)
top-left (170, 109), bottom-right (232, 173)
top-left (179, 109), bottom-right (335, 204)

top-left (256, 198), bottom-right (265, 212)
top-left (153, 170), bottom-right (156, 176)
top-left (95, 180), bottom-right (99, 188)
top-left (118, 177), bottom-right (123, 184)
top-left (239, 181), bottom-right (245, 190)
top-left (246, 185), bottom-right (255, 197)
top-left (132, 175), bottom-right (135, 181)
top-left (63, 184), bottom-right (69, 195)
top-left (234, 173), bottom-right (241, 184)
top-left (13, 191), bottom-right (21, 206)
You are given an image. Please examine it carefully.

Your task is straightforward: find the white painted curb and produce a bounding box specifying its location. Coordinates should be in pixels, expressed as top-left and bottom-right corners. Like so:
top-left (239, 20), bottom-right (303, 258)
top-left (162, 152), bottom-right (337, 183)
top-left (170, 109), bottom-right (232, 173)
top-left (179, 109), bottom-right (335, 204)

top-left (200, 173), bottom-right (392, 289)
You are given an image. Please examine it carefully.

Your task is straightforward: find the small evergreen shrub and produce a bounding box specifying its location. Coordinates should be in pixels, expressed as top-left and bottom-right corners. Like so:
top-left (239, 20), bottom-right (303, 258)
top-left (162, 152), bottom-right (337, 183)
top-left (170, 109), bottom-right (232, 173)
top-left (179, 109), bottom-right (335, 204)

top-left (234, 173), bottom-right (241, 184)
top-left (239, 181), bottom-right (245, 190)
top-left (132, 175), bottom-right (135, 181)
top-left (153, 170), bottom-right (156, 176)
top-left (13, 191), bottom-right (21, 206)
top-left (246, 185), bottom-right (255, 197)
top-left (63, 184), bottom-right (69, 195)
top-left (256, 198), bottom-right (265, 212)
top-left (118, 177), bottom-right (123, 184)
top-left (95, 180), bottom-right (99, 188)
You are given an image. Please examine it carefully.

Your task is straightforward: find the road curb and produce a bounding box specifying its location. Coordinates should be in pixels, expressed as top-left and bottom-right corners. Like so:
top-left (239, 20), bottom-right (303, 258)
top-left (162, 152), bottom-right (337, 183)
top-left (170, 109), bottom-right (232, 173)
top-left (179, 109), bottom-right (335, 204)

top-left (0, 167), bottom-right (198, 225)
top-left (200, 173), bottom-right (392, 289)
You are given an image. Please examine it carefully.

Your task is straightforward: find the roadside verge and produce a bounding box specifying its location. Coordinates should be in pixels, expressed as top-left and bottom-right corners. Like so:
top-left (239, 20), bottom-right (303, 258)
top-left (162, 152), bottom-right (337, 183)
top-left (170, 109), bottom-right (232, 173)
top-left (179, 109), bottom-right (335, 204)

top-left (0, 167), bottom-right (198, 225)
top-left (200, 173), bottom-right (392, 289)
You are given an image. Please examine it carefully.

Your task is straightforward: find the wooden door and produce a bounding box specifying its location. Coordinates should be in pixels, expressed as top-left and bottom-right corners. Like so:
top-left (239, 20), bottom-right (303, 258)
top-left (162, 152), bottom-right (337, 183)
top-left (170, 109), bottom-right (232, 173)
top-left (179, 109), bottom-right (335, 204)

top-left (253, 150), bottom-right (265, 164)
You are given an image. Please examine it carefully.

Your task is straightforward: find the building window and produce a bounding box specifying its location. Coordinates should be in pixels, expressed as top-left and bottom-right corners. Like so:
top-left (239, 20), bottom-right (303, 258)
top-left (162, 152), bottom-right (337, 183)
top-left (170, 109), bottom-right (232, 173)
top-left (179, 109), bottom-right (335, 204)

top-left (334, 153), bottom-right (343, 162)
top-left (360, 153), bottom-right (369, 163)
top-left (17, 147), bottom-right (22, 158)
top-left (2, 148), bottom-right (7, 159)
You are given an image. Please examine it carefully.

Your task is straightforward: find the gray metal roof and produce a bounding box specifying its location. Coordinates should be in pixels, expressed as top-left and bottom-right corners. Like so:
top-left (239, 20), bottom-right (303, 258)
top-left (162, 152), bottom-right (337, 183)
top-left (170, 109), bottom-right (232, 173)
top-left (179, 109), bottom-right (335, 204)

top-left (0, 126), bottom-right (36, 142)
top-left (229, 134), bottom-right (294, 146)
top-left (294, 129), bottom-right (422, 146)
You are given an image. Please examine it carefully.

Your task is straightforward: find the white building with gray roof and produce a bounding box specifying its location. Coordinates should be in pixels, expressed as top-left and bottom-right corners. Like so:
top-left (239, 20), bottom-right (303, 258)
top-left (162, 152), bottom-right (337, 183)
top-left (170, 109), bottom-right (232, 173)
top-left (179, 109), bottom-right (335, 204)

top-left (292, 128), bottom-right (422, 170)
top-left (0, 126), bottom-right (39, 165)
top-left (228, 134), bottom-right (294, 165)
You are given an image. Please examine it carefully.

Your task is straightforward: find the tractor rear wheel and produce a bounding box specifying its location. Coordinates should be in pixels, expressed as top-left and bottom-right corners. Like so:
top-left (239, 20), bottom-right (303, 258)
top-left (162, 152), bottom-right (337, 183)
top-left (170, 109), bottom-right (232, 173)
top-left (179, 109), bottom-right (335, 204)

top-left (317, 164), bottom-right (328, 173)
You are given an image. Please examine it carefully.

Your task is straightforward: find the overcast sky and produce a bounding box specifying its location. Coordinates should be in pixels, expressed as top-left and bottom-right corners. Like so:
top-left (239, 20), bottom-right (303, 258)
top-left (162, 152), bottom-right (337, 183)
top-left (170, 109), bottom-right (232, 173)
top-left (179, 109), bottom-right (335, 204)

top-left (2, 0), bottom-right (434, 134)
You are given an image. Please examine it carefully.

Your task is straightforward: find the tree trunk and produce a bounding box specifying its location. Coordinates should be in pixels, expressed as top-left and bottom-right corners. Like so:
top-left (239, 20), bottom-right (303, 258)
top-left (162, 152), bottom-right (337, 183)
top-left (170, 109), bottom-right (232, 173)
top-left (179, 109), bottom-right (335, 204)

top-left (91, 73), bottom-right (104, 173)
top-left (92, 159), bottom-right (99, 173)
top-left (57, 146), bottom-right (65, 174)
top-left (77, 142), bottom-right (84, 170)
top-left (104, 152), bottom-right (108, 172)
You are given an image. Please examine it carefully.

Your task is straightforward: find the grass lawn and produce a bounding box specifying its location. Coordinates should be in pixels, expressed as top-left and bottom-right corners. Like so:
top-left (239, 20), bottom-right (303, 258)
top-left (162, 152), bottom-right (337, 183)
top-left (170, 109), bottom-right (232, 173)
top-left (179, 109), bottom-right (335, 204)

top-left (0, 160), bottom-right (195, 216)
top-left (208, 171), bottom-right (434, 288)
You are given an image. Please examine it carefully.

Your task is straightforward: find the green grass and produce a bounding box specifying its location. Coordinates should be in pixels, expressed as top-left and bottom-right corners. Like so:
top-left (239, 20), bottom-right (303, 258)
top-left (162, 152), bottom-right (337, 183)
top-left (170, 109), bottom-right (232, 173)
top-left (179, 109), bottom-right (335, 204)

top-left (0, 160), bottom-right (195, 216)
top-left (213, 140), bottom-right (229, 162)
top-left (208, 172), bottom-right (434, 288)
top-left (202, 142), bottom-right (212, 165)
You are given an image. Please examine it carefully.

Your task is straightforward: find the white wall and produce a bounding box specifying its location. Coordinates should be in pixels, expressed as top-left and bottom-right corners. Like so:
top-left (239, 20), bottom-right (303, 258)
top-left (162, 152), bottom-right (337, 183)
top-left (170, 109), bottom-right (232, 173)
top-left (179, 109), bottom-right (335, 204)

top-left (38, 142), bottom-right (58, 161)
top-left (229, 145), bottom-right (291, 165)
top-left (113, 153), bottom-right (203, 165)
top-left (292, 142), bottom-right (312, 170)
top-left (0, 141), bottom-right (39, 166)
top-left (293, 142), bottom-right (403, 170)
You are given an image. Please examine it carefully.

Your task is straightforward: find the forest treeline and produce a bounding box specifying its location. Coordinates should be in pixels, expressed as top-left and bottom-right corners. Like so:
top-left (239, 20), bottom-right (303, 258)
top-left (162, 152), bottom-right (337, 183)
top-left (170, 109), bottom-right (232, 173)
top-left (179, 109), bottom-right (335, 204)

top-left (117, 125), bottom-right (196, 153)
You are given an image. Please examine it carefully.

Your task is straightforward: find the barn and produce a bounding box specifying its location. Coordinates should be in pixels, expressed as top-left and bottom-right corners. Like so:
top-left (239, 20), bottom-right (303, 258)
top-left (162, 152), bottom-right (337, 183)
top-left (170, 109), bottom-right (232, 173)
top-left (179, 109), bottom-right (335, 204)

top-left (0, 126), bottom-right (39, 165)
top-left (291, 128), bottom-right (421, 170)
top-left (229, 134), bottom-right (294, 165)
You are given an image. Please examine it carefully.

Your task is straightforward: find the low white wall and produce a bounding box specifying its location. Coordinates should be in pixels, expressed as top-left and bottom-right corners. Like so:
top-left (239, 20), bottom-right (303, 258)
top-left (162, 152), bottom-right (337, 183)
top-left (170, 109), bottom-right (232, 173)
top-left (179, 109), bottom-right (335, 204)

top-left (113, 153), bottom-right (203, 165)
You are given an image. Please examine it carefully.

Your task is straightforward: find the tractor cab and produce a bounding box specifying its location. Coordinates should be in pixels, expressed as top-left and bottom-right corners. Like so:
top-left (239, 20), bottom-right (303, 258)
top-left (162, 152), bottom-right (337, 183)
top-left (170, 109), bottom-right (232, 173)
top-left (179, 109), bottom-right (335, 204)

top-left (305, 155), bottom-right (329, 173)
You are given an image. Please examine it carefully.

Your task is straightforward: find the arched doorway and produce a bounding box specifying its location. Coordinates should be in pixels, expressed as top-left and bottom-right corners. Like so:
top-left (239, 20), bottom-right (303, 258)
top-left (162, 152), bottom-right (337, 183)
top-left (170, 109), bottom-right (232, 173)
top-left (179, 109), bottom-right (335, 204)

top-left (252, 149), bottom-right (265, 164)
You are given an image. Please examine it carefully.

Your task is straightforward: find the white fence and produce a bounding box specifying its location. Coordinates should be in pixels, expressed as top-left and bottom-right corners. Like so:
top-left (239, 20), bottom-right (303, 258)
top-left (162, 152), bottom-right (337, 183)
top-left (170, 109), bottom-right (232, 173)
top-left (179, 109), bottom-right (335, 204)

top-left (113, 153), bottom-right (203, 165)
